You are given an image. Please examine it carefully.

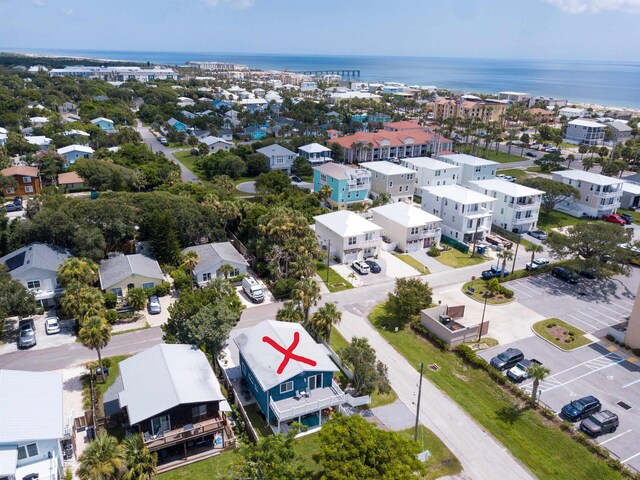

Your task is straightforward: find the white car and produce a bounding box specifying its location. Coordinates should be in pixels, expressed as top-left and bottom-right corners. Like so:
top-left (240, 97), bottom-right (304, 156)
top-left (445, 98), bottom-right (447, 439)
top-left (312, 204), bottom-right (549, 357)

top-left (525, 258), bottom-right (550, 271)
top-left (351, 260), bottom-right (370, 275)
top-left (507, 359), bottom-right (542, 382)
top-left (45, 317), bottom-right (61, 335)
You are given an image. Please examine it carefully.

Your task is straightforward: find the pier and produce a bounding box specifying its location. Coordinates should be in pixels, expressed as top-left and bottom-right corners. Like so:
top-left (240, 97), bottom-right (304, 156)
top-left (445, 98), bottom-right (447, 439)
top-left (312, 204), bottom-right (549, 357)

top-left (293, 69), bottom-right (360, 79)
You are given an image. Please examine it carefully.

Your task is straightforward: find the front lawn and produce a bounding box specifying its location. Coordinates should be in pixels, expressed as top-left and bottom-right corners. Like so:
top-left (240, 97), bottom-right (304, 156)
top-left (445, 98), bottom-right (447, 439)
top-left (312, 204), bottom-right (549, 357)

top-left (158, 450), bottom-right (238, 479)
top-left (462, 278), bottom-right (515, 305)
top-left (395, 254), bottom-right (430, 274)
top-left (532, 318), bottom-right (592, 351)
top-left (496, 168), bottom-right (532, 181)
top-left (398, 426), bottom-right (462, 480)
top-left (618, 209), bottom-right (640, 224)
top-left (435, 249), bottom-right (487, 268)
top-left (537, 211), bottom-right (594, 232)
top-left (172, 150), bottom-right (201, 177)
top-left (316, 262), bottom-right (353, 292)
top-left (81, 355), bottom-right (129, 413)
top-left (369, 303), bottom-right (626, 480)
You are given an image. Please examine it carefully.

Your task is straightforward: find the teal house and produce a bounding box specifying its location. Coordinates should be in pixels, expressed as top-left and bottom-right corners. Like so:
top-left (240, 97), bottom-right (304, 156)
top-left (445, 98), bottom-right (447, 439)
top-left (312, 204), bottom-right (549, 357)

top-left (168, 118), bottom-right (188, 132)
top-left (234, 320), bottom-right (343, 433)
top-left (90, 117), bottom-right (115, 131)
top-left (243, 126), bottom-right (267, 140)
top-left (313, 162), bottom-right (371, 210)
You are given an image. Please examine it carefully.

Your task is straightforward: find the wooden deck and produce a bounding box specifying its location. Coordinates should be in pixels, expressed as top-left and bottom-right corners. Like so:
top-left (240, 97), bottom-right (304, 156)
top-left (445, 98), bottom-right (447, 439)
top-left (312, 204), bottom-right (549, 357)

top-left (145, 416), bottom-right (226, 451)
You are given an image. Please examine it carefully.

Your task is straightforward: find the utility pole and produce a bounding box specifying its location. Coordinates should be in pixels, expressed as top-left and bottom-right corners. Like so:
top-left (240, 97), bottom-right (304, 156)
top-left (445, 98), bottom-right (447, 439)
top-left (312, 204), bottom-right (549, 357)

top-left (414, 362), bottom-right (424, 442)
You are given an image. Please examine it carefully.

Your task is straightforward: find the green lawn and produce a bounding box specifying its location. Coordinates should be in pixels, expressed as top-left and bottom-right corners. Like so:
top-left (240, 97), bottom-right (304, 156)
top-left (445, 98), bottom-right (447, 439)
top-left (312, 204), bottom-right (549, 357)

top-left (435, 249), bottom-right (487, 268)
top-left (395, 254), bottom-right (430, 274)
top-left (532, 318), bottom-right (592, 351)
top-left (462, 278), bottom-right (515, 305)
top-left (398, 426), bottom-right (462, 480)
top-left (619, 209), bottom-right (640, 224)
top-left (329, 329), bottom-right (350, 352)
top-left (82, 355), bottom-right (129, 413)
top-left (369, 303), bottom-right (624, 480)
top-left (292, 432), bottom-right (322, 475)
top-left (496, 168), bottom-right (532, 181)
top-left (537, 211), bottom-right (594, 232)
top-left (458, 145), bottom-right (525, 163)
top-left (158, 450), bottom-right (239, 479)
top-left (172, 150), bottom-right (201, 177)
top-left (316, 262), bottom-right (353, 292)
top-left (111, 322), bottom-right (150, 336)
top-left (244, 403), bottom-right (273, 438)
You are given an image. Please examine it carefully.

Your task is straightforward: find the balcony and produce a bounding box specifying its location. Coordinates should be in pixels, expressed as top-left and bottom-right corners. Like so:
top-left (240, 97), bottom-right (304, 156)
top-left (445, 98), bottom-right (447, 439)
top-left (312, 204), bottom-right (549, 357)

top-left (270, 380), bottom-right (346, 422)
top-left (347, 180), bottom-right (371, 191)
top-left (592, 189), bottom-right (622, 198)
top-left (144, 416), bottom-right (228, 451)
top-left (466, 207), bottom-right (492, 219)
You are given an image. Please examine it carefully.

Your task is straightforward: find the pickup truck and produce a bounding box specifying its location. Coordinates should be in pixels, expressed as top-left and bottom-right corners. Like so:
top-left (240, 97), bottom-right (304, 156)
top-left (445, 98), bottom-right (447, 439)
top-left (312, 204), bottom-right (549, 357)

top-left (507, 359), bottom-right (542, 382)
top-left (481, 266), bottom-right (510, 279)
top-left (525, 258), bottom-right (549, 271)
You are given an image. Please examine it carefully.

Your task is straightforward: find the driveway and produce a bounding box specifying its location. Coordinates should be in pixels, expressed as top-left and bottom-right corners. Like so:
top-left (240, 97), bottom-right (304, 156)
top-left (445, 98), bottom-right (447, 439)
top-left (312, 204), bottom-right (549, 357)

top-left (0, 314), bottom-right (77, 355)
top-left (408, 249), bottom-right (453, 274)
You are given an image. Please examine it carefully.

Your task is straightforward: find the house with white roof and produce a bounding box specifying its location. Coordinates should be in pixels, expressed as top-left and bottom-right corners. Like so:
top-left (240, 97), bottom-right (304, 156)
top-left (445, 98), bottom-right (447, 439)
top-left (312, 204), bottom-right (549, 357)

top-left (435, 153), bottom-right (498, 187)
top-left (299, 143), bottom-right (332, 165)
top-left (24, 135), bottom-right (52, 151)
top-left (0, 369), bottom-right (67, 480)
top-left (564, 119), bottom-right (605, 146)
top-left (234, 320), bottom-right (342, 433)
top-left (361, 161), bottom-right (416, 202)
top-left (256, 144), bottom-right (297, 173)
top-left (621, 182), bottom-right (640, 210)
top-left (468, 179), bottom-right (544, 233)
top-left (57, 144), bottom-right (94, 167)
top-left (401, 156), bottom-right (460, 188)
top-left (90, 117), bottom-right (116, 132)
top-left (29, 117), bottom-right (48, 127)
top-left (559, 107), bottom-right (588, 119)
top-left (551, 170), bottom-right (623, 218)
top-left (182, 242), bottom-right (248, 286)
top-left (313, 210), bottom-right (382, 263)
top-left (104, 344), bottom-right (234, 469)
top-left (62, 129), bottom-right (90, 140)
top-left (420, 184), bottom-right (495, 244)
top-left (370, 202), bottom-right (441, 252)
top-left (200, 135), bottom-right (233, 154)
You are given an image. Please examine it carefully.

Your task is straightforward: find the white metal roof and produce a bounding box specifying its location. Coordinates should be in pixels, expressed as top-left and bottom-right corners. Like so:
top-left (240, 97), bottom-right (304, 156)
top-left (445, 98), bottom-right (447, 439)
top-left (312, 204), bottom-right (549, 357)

top-left (552, 169), bottom-right (623, 186)
top-left (422, 184), bottom-right (496, 204)
top-left (0, 370), bottom-right (63, 443)
top-left (401, 156), bottom-right (460, 171)
top-left (91, 117), bottom-right (114, 124)
top-left (0, 446), bottom-right (17, 477)
top-left (437, 153), bottom-right (499, 167)
top-left (57, 144), bottom-right (94, 155)
top-left (371, 202), bottom-right (441, 227)
top-left (362, 161), bottom-right (414, 176)
top-left (118, 344), bottom-right (225, 425)
top-left (623, 182), bottom-right (640, 195)
top-left (314, 210), bottom-right (382, 237)
top-left (234, 320), bottom-right (338, 391)
top-left (299, 143), bottom-right (331, 154)
top-left (469, 179), bottom-right (544, 197)
top-left (568, 119), bottom-right (604, 128)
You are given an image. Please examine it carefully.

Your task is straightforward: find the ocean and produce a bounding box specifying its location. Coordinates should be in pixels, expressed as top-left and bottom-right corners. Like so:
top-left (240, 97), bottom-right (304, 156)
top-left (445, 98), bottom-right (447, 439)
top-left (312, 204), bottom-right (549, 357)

top-left (5, 47), bottom-right (640, 109)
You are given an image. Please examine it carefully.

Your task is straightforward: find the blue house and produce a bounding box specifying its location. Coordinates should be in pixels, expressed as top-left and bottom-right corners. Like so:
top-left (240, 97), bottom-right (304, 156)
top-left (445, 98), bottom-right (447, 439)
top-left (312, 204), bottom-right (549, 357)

top-left (242, 126), bottom-right (267, 140)
top-left (90, 117), bottom-right (115, 131)
top-left (313, 162), bottom-right (371, 209)
top-left (57, 144), bottom-right (94, 168)
top-left (212, 100), bottom-right (232, 110)
top-left (234, 320), bottom-right (343, 433)
top-left (168, 118), bottom-right (188, 132)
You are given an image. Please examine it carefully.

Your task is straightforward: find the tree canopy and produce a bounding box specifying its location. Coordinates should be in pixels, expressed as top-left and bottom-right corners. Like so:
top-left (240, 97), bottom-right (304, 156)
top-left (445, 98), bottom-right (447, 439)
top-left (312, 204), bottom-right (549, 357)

top-left (386, 278), bottom-right (433, 328)
top-left (521, 177), bottom-right (580, 215)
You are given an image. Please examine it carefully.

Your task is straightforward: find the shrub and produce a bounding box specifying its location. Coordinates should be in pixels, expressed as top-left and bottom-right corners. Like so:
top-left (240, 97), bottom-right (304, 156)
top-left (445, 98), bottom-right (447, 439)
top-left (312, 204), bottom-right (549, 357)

top-left (499, 285), bottom-right (514, 298)
top-left (171, 268), bottom-right (191, 292)
top-left (633, 348), bottom-right (640, 357)
top-left (228, 273), bottom-right (247, 284)
top-left (104, 292), bottom-right (118, 309)
top-left (154, 281), bottom-right (171, 297)
top-left (606, 334), bottom-right (615, 342)
top-left (105, 309), bottom-right (118, 325)
top-left (427, 246), bottom-right (441, 257)
top-left (272, 277), bottom-right (298, 299)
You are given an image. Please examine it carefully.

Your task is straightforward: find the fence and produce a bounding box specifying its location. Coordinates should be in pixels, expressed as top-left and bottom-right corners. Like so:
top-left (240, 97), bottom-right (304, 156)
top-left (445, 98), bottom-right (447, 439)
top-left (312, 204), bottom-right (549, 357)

top-left (441, 234), bottom-right (469, 254)
top-left (490, 225), bottom-right (523, 245)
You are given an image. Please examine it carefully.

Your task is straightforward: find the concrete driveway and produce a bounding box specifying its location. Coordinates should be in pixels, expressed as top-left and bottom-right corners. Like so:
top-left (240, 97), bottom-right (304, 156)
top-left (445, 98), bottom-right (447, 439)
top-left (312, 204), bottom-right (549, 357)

top-left (378, 251), bottom-right (422, 278)
top-left (0, 314), bottom-right (77, 355)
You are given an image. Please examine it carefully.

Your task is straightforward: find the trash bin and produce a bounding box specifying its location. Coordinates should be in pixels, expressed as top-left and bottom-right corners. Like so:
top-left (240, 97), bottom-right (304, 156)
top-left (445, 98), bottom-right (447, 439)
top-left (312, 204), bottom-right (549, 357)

top-left (477, 246), bottom-right (486, 254)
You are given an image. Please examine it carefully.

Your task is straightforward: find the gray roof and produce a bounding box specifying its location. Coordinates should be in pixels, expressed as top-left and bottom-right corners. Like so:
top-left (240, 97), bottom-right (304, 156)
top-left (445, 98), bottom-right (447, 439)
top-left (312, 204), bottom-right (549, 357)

top-left (234, 320), bottom-right (338, 391)
top-left (256, 144), bottom-right (296, 158)
top-left (0, 242), bottom-right (72, 276)
top-left (118, 344), bottom-right (225, 425)
top-left (99, 254), bottom-right (164, 290)
top-left (182, 242), bottom-right (248, 275)
top-left (0, 369), bottom-right (63, 442)
top-left (608, 121), bottom-right (632, 133)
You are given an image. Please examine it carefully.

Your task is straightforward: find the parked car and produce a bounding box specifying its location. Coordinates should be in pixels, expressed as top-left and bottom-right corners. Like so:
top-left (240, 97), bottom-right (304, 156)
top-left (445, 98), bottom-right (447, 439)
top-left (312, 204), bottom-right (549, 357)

top-left (507, 359), bottom-right (542, 382)
top-left (525, 258), bottom-right (549, 271)
top-left (242, 276), bottom-right (265, 303)
top-left (3, 202), bottom-right (23, 212)
top-left (580, 410), bottom-right (619, 437)
top-left (17, 318), bottom-right (37, 349)
top-left (525, 152), bottom-right (537, 158)
top-left (351, 260), bottom-right (370, 275)
top-left (148, 296), bottom-right (161, 315)
top-left (551, 266), bottom-right (580, 284)
top-left (602, 214), bottom-right (626, 225)
top-left (481, 266), bottom-right (509, 280)
top-left (561, 395), bottom-right (602, 422)
top-left (365, 260), bottom-right (381, 274)
top-left (619, 213), bottom-right (634, 225)
top-left (159, 136), bottom-right (168, 146)
top-left (45, 317), bottom-right (61, 335)
top-left (490, 348), bottom-right (524, 371)
top-left (528, 230), bottom-right (547, 240)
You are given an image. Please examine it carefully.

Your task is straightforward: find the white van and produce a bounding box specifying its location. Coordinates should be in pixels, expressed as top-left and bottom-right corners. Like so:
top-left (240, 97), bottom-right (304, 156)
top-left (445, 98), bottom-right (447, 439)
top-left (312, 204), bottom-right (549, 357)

top-left (242, 276), bottom-right (265, 303)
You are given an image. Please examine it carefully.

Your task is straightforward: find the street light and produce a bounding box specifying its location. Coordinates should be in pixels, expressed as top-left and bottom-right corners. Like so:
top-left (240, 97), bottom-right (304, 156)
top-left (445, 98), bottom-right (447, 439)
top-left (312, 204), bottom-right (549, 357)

top-left (478, 291), bottom-right (491, 342)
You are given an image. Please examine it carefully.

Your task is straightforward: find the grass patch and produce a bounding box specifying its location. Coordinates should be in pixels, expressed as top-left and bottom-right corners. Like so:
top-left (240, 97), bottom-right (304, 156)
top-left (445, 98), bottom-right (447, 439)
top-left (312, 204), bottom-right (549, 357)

top-left (81, 355), bottom-right (129, 414)
top-left (173, 150), bottom-right (202, 177)
top-left (466, 337), bottom-right (499, 349)
top-left (435, 249), bottom-right (487, 268)
top-left (158, 450), bottom-right (238, 479)
top-left (370, 303), bottom-right (623, 480)
top-left (367, 389), bottom-right (398, 408)
top-left (458, 145), bottom-right (525, 163)
top-left (532, 318), bottom-right (592, 350)
top-left (537, 211), bottom-right (594, 232)
top-left (462, 278), bottom-right (514, 305)
top-left (111, 322), bottom-right (150, 336)
top-left (395, 254), bottom-right (430, 274)
top-left (292, 432), bottom-right (322, 475)
top-left (316, 262), bottom-right (353, 292)
top-left (398, 426), bottom-right (462, 480)
top-left (497, 168), bottom-right (532, 181)
top-left (329, 329), bottom-right (349, 352)
top-left (244, 403), bottom-right (273, 438)
top-left (619, 209), bottom-right (640, 224)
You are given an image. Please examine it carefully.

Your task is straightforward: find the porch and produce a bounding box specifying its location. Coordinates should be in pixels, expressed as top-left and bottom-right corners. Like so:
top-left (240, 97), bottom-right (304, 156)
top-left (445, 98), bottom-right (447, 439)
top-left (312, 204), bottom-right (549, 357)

top-left (144, 415), bottom-right (231, 451)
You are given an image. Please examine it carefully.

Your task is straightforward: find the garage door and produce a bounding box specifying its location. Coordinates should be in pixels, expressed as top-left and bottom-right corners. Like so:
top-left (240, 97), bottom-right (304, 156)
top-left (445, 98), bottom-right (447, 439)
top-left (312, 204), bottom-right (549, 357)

top-left (343, 251), bottom-right (359, 263)
top-left (406, 240), bottom-right (420, 253)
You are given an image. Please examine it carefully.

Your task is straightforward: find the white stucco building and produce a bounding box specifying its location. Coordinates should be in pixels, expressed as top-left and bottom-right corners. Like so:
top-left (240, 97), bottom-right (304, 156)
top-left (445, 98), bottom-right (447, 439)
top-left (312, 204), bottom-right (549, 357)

top-left (370, 202), bottom-right (441, 252)
top-left (434, 153), bottom-right (498, 187)
top-left (313, 211), bottom-right (382, 263)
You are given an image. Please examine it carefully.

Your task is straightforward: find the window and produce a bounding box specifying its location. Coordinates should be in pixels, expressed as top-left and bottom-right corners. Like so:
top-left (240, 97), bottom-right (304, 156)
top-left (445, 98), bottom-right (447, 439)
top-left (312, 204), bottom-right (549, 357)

top-left (26, 280), bottom-right (41, 289)
top-left (389, 181), bottom-right (393, 187)
top-left (320, 174), bottom-right (327, 182)
top-left (308, 373), bottom-right (323, 390)
top-left (192, 404), bottom-right (207, 419)
top-left (203, 272), bottom-right (212, 282)
top-left (142, 282), bottom-right (155, 290)
top-left (410, 227), bottom-right (419, 235)
top-left (24, 186), bottom-right (34, 193)
top-left (348, 237), bottom-right (357, 245)
top-left (17, 443), bottom-right (38, 460)
top-left (111, 287), bottom-right (123, 297)
top-left (280, 381), bottom-right (294, 394)
top-left (6, 187), bottom-right (15, 194)
top-left (151, 415), bottom-right (170, 435)
top-left (22, 176), bottom-right (32, 183)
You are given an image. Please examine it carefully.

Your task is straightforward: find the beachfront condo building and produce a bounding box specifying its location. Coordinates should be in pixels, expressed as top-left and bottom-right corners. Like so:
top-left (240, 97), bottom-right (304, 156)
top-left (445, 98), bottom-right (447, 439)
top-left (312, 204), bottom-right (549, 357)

top-left (551, 170), bottom-right (623, 218)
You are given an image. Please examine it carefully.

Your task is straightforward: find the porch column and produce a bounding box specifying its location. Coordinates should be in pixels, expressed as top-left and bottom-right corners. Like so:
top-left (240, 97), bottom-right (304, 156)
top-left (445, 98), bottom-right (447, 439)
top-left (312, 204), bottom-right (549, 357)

top-left (183, 442), bottom-right (187, 460)
top-left (318, 410), bottom-right (322, 426)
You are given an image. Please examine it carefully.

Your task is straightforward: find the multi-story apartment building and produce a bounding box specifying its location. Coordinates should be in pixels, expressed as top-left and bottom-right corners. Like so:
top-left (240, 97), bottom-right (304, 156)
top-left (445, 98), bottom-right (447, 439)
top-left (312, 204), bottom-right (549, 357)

top-left (401, 157), bottom-right (460, 188)
top-left (313, 163), bottom-right (371, 209)
top-left (361, 161), bottom-right (415, 202)
top-left (430, 98), bottom-right (508, 123)
top-left (370, 202), bottom-right (441, 252)
top-left (420, 184), bottom-right (495, 244)
top-left (313, 210), bottom-right (382, 263)
top-left (564, 119), bottom-right (605, 146)
top-left (49, 66), bottom-right (178, 82)
top-left (435, 153), bottom-right (498, 187)
top-left (468, 179), bottom-right (544, 233)
top-left (551, 170), bottom-right (623, 218)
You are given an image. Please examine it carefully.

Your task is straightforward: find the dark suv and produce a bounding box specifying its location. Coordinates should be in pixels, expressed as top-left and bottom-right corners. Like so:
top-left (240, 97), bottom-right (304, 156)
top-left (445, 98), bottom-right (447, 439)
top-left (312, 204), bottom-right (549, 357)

top-left (580, 410), bottom-right (619, 437)
top-left (561, 395), bottom-right (601, 422)
top-left (551, 266), bottom-right (580, 284)
top-left (490, 348), bottom-right (524, 371)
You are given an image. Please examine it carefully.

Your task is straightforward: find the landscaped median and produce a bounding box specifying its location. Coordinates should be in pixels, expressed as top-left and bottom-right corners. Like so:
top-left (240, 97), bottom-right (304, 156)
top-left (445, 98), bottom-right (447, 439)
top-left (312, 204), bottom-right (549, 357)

top-left (462, 278), bottom-right (515, 305)
top-left (532, 318), bottom-right (592, 350)
top-left (369, 302), bottom-right (632, 480)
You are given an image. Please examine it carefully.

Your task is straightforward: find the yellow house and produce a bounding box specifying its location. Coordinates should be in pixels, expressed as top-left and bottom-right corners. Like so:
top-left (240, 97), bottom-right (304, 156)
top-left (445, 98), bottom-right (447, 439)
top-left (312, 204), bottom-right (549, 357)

top-left (99, 254), bottom-right (165, 298)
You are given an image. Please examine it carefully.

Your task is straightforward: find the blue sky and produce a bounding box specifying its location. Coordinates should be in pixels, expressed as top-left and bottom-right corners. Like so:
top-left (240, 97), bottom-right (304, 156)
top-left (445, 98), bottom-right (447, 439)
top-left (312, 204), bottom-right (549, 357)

top-left (1, 0), bottom-right (640, 61)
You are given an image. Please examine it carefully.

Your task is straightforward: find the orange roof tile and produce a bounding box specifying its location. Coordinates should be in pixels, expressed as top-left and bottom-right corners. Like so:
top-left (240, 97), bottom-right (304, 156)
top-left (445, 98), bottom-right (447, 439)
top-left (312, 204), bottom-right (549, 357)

top-left (1, 166), bottom-right (39, 177)
top-left (331, 130), bottom-right (452, 149)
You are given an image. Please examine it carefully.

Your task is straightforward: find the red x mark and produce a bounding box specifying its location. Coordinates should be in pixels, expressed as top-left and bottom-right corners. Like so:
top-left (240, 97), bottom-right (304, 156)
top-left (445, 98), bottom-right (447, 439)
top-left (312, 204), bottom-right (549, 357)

top-left (262, 331), bottom-right (317, 374)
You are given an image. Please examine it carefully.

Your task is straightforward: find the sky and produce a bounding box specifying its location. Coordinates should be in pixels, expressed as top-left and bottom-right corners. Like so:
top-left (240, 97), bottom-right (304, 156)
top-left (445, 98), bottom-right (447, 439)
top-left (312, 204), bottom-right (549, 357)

top-left (1, 0), bottom-right (640, 61)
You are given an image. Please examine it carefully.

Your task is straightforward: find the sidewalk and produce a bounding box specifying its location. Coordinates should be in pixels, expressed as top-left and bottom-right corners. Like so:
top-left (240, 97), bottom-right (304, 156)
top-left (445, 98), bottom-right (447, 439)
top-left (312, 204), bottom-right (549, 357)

top-left (335, 310), bottom-right (534, 480)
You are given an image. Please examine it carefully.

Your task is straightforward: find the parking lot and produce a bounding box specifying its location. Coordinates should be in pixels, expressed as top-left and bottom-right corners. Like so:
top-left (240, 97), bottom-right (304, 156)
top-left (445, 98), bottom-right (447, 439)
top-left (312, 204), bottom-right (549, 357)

top-left (0, 314), bottom-right (77, 355)
top-left (503, 268), bottom-right (639, 336)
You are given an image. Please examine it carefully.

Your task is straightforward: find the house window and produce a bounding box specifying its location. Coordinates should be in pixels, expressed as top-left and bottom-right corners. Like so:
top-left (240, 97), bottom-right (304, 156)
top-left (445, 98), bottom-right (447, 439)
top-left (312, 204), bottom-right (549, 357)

top-left (280, 381), bottom-right (294, 394)
top-left (389, 181), bottom-right (393, 187)
top-left (111, 287), bottom-right (123, 297)
top-left (410, 227), bottom-right (419, 235)
top-left (348, 237), bottom-right (357, 246)
top-left (24, 186), bottom-right (34, 193)
top-left (151, 415), bottom-right (171, 435)
top-left (320, 174), bottom-right (327, 182)
top-left (17, 443), bottom-right (39, 460)
top-left (6, 187), bottom-right (15, 194)
top-left (308, 373), bottom-right (323, 390)
top-left (192, 404), bottom-right (207, 419)
top-left (203, 272), bottom-right (212, 282)
top-left (142, 282), bottom-right (155, 290)
top-left (26, 280), bottom-right (41, 289)
top-left (22, 176), bottom-right (32, 183)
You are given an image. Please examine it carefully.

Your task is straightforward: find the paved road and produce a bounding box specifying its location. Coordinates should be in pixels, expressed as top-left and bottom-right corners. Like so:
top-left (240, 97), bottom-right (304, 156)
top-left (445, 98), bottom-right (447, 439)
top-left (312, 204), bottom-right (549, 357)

top-left (236, 181), bottom-right (256, 194)
top-left (134, 120), bottom-right (200, 183)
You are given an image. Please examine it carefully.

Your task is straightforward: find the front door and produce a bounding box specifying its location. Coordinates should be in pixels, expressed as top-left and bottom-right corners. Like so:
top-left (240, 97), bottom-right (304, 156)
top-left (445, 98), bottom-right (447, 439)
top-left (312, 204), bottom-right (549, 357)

top-left (151, 415), bottom-right (170, 435)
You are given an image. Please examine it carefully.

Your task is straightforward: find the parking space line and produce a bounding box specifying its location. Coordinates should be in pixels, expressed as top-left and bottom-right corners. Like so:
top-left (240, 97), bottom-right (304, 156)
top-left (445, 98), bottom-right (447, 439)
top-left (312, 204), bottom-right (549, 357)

top-left (536, 359), bottom-right (627, 393)
top-left (618, 299), bottom-right (635, 307)
top-left (575, 310), bottom-right (615, 327)
top-left (599, 430), bottom-right (632, 445)
top-left (565, 313), bottom-right (597, 330)
top-left (508, 285), bottom-right (533, 299)
top-left (521, 352), bottom-right (622, 389)
top-left (512, 281), bottom-right (542, 295)
top-left (596, 304), bottom-right (631, 315)
top-left (623, 378), bottom-right (640, 389)
top-left (622, 451), bottom-right (640, 464)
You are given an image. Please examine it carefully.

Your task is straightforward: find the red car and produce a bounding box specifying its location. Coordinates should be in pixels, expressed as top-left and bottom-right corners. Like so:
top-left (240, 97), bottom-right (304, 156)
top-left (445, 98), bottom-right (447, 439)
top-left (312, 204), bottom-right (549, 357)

top-left (602, 214), bottom-right (626, 225)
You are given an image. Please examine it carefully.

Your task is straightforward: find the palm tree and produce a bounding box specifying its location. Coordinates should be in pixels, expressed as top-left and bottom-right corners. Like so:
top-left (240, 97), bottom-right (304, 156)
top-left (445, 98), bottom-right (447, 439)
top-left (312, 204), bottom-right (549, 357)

top-left (525, 244), bottom-right (544, 266)
top-left (61, 284), bottom-right (104, 324)
top-left (292, 278), bottom-right (321, 324)
top-left (78, 315), bottom-right (112, 383)
top-left (308, 302), bottom-right (342, 343)
top-left (582, 157), bottom-right (595, 171)
top-left (122, 433), bottom-right (157, 480)
top-left (497, 249), bottom-right (514, 277)
top-left (527, 363), bottom-right (551, 407)
top-left (126, 288), bottom-right (148, 311)
top-left (181, 251), bottom-right (200, 290)
top-left (318, 184), bottom-right (333, 204)
top-left (276, 301), bottom-right (304, 323)
top-left (57, 258), bottom-right (99, 287)
top-left (77, 431), bottom-right (124, 480)
top-left (218, 263), bottom-right (235, 279)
